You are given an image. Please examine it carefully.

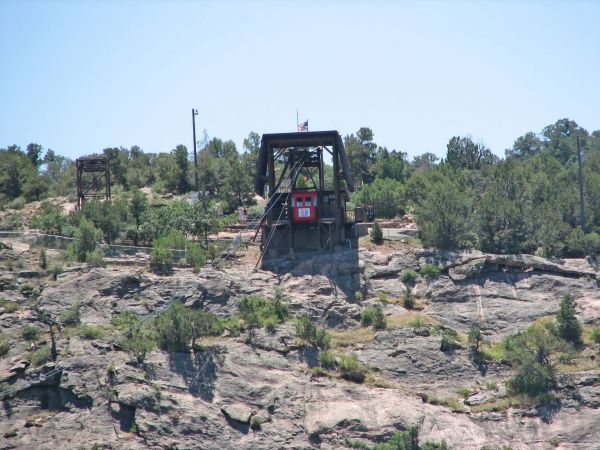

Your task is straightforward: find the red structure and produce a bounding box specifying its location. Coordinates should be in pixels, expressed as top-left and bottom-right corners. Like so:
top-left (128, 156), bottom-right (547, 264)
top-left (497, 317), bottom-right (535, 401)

top-left (291, 190), bottom-right (318, 223)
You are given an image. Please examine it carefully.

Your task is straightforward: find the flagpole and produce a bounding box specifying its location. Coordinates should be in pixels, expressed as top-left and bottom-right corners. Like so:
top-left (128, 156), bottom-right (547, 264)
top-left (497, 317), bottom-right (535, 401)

top-left (296, 110), bottom-right (299, 132)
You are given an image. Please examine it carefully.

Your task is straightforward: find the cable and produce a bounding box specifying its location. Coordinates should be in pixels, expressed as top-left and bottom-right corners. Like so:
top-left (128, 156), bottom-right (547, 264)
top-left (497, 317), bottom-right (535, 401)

top-left (214, 159), bottom-right (305, 267)
top-left (254, 160), bottom-right (306, 267)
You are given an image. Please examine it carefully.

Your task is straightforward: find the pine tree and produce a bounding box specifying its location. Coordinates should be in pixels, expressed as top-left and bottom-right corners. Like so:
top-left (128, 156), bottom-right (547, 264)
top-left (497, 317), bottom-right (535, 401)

top-left (370, 220), bottom-right (383, 244)
top-left (556, 294), bottom-right (582, 346)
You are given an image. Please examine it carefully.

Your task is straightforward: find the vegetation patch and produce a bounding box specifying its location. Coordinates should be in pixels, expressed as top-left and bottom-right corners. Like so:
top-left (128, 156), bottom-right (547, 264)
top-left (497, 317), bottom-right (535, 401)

top-left (361, 304), bottom-right (387, 330)
top-left (387, 312), bottom-right (434, 330)
top-left (400, 269), bottom-right (419, 284)
top-left (470, 397), bottom-right (519, 413)
top-left (345, 425), bottom-right (447, 449)
top-left (21, 324), bottom-right (42, 341)
top-left (330, 327), bottom-right (375, 349)
top-left (28, 344), bottom-right (51, 366)
top-left (296, 315), bottom-right (331, 350)
top-left (424, 395), bottom-right (466, 412)
top-left (238, 292), bottom-right (289, 342)
top-left (0, 335), bottom-right (10, 357)
top-left (318, 350), bottom-right (336, 369)
top-left (79, 324), bottom-right (106, 340)
top-left (0, 298), bottom-right (19, 313)
top-left (456, 386), bottom-right (471, 399)
top-left (338, 353), bottom-right (370, 383)
top-left (419, 263), bottom-right (443, 278)
top-left (370, 221), bottom-right (383, 244)
top-left (583, 326), bottom-right (600, 345)
top-left (60, 302), bottom-right (81, 325)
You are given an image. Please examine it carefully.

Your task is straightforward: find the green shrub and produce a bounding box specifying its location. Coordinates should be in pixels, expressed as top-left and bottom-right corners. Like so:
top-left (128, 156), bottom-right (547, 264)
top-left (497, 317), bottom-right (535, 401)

top-left (0, 335), bottom-right (10, 357)
top-left (361, 304), bottom-right (386, 330)
top-left (338, 353), bottom-right (368, 383)
top-left (508, 358), bottom-right (556, 397)
top-left (250, 415), bottom-right (264, 430)
top-left (239, 295), bottom-right (289, 334)
top-left (315, 328), bottom-right (331, 350)
top-left (468, 324), bottom-right (484, 352)
top-left (150, 241), bottom-right (174, 274)
top-left (28, 345), bottom-right (51, 366)
top-left (188, 309), bottom-right (223, 348)
top-left (440, 328), bottom-right (459, 352)
top-left (456, 386), bottom-right (471, 398)
top-left (39, 248), bottom-right (48, 270)
top-left (370, 221), bottom-right (383, 244)
top-left (403, 286), bottom-right (415, 310)
top-left (354, 291), bottom-right (363, 302)
top-left (111, 309), bottom-right (140, 330)
top-left (18, 282), bottom-right (34, 293)
top-left (345, 426), bottom-right (445, 450)
top-left (1, 300), bottom-right (19, 313)
top-left (155, 302), bottom-right (191, 352)
top-left (60, 302), bottom-right (80, 325)
top-left (584, 232), bottom-right (600, 257)
top-left (556, 294), bottom-right (582, 346)
top-left (296, 314), bottom-right (317, 339)
top-left (30, 201), bottom-right (69, 235)
top-left (186, 242), bottom-right (206, 271)
top-left (420, 263), bottom-right (442, 278)
top-left (156, 229), bottom-right (188, 250)
top-left (49, 264), bottom-right (63, 281)
top-left (22, 324), bottom-right (42, 341)
top-left (8, 197), bottom-right (26, 210)
top-left (120, 325), bottom-right (156, 364)
top-left (85, 248), bottom-right (105, 268)
top-left (8, 213), bottom-right (23, 229)
top-left (219, 316), bottom-right (242, 337)
top-left (72, 218), bottom-right (102, 262)
top-left (400, 269), bottom-right (419, 283)
top-left (590, 327), bottom-right (600, 344)
top-left (504, 321), bottom-right (572, 397)
top-left (79, 324), bottom-right (105, 340)
top-left (486, 381), bottom-right (498, 391)
top-left (377, 292), bottom-right (389, 303)
top-left (318, 350), bottom-right (336, 369)
top-left (296, 315), bottom-right (330, 350)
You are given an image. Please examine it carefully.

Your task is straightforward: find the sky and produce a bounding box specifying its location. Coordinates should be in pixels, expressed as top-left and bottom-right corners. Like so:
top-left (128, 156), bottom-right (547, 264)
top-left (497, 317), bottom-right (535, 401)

top-left (1, 0), bottom-right (600, 161)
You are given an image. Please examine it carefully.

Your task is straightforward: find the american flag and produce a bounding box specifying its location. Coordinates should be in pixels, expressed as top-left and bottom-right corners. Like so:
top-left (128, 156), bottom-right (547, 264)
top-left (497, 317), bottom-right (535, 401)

top-left (297, 120), bottom-right (308, 132)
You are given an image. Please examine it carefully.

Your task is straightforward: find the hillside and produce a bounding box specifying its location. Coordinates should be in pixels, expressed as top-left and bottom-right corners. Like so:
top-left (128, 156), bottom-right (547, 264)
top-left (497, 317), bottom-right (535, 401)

top-left (1, 228), bottom-right (599, 449)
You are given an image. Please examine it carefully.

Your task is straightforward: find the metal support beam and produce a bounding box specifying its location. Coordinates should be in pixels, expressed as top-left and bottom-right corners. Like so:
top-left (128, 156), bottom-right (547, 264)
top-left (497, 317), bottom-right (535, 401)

top-left (76, 156), bottom-right (111, 209)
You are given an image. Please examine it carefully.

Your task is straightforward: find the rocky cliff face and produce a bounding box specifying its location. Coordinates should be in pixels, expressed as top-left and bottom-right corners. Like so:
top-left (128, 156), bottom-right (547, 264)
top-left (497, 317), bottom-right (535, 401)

top-left (1, 240), bottom-right (599, 449)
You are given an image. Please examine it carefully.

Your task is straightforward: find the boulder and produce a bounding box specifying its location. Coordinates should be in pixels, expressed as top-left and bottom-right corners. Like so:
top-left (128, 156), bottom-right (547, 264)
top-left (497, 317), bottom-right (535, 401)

top-left (220, 402), bottom-right (255, 424)
top-left (8, 359), bottom-right (30, 374)
top-left (116, 383), bottom-right (159, 409)
top-left (448, 257), bottom-right (487, 281)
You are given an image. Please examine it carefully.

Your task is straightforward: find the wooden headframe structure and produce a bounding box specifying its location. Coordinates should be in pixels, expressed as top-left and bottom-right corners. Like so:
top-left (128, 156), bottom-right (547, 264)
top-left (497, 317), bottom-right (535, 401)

top-left (254, 131), bottom-right (355, 263)
top-left (76, 156), bottom-right (111, 209)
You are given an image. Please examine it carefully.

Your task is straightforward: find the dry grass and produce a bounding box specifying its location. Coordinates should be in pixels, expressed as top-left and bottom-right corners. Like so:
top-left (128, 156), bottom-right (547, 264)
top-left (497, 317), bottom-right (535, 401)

top-left (364, 372), bottom-right (401, 389)
top-left (556, 349), bottom-right (598, 373)
top-left (582, 325), bottom-right (600, 346)
top-left (469, 397), bottom-right (517, 413)
top-left (480, 341), bottom-right (507, 361)
top-left (330, 327), bottom-right (375, 349)
top-left (469, 395), bottom-right (553, 413)
top-left (25, 410), bottom-right (59, 427)
top-left (425, 395), bottom-right (466, 412)
top-left (387, 311), bottom-right (435, 329)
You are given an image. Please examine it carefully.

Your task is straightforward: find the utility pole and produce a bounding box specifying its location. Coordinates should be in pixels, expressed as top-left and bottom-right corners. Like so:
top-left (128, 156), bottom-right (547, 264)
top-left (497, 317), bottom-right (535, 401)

top-left (192, 108), bottom-right (199, 192)
top-left (577, 136), bottom-right (585, 229)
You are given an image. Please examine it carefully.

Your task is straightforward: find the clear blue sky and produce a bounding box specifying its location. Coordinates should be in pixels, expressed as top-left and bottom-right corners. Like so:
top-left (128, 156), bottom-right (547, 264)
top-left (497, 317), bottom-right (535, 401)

top-left (1, 0), bottom-right (599, 161)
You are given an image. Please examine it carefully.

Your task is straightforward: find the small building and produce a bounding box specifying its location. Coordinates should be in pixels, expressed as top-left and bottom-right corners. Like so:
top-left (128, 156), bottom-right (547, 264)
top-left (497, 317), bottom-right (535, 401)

top-left (254, 130), bottom-right (356, 264)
